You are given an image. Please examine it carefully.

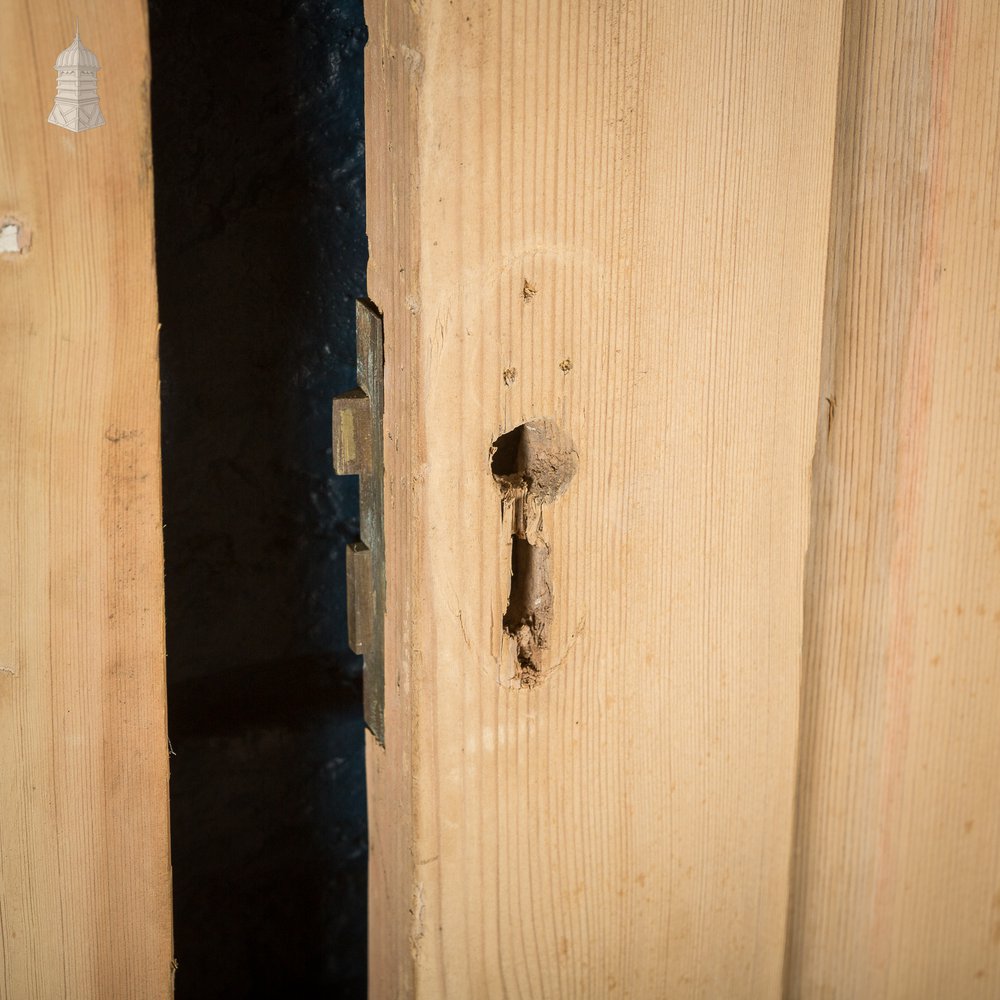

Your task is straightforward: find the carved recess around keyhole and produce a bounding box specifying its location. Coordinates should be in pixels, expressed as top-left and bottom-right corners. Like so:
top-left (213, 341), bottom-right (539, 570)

top-left (490, 419), bottom-right (578, 687)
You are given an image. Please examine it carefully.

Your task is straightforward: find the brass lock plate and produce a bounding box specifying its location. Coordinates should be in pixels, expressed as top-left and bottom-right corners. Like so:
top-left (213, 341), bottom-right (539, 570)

top-left (333, 299), bottom-right (385, 744)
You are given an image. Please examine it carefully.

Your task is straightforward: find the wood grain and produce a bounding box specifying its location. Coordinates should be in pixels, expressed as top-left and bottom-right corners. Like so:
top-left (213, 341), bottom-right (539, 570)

top-left (786, 2), bottom-right (1000, 996)
top-left (365, 2), bottom-right (845, 995)
top-left (0, 2), bottom-right (173, 996)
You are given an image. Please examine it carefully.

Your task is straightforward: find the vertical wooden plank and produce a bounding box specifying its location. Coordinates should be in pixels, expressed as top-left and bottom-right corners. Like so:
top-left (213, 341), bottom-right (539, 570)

top-left (364, 3), bottom-right (417, 994)
top-left (787, 2), bottom-right (1000, 996)
top-left (0, 2), bottom-right (173, 997)
top-left (365, 1), bottom-right (844, 996)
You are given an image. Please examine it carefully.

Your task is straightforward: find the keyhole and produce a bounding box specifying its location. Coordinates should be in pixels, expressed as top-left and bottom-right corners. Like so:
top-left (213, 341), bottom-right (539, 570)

top-left (491, 419), bottom-right (577, 686)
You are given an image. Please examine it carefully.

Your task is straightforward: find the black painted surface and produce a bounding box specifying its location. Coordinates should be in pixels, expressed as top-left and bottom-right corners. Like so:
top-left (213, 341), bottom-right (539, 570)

top-left (148, 1), bottom-right (368, 995)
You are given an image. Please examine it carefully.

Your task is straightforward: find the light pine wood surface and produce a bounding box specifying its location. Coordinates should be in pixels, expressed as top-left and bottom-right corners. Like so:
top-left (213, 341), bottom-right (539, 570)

top-left (2, 1), bottom-right (997, 996)
top-left (0, 2), bottom-right (173, 997)
top-left (365, 2), bottom-right (845, 996)
top-left (786, 2), bottom-right (1000, 996)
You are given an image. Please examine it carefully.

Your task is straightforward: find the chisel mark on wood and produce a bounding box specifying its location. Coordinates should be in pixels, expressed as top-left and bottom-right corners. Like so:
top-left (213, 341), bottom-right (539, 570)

top-left (0, 218), bottom-right (30, 254)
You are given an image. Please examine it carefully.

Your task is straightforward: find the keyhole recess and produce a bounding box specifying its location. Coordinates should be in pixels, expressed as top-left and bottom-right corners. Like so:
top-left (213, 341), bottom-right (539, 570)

top-left (491, 419), bottom-right (578, 686)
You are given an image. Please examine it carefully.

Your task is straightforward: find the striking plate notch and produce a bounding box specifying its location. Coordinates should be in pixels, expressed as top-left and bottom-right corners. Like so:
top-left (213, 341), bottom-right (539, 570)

top-left (333, 300), bottom-right (386, 744)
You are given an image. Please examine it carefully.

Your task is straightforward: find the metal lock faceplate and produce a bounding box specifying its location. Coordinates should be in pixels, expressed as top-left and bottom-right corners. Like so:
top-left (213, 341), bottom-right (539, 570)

top-left (333, 300), bottom-right (385, 744)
